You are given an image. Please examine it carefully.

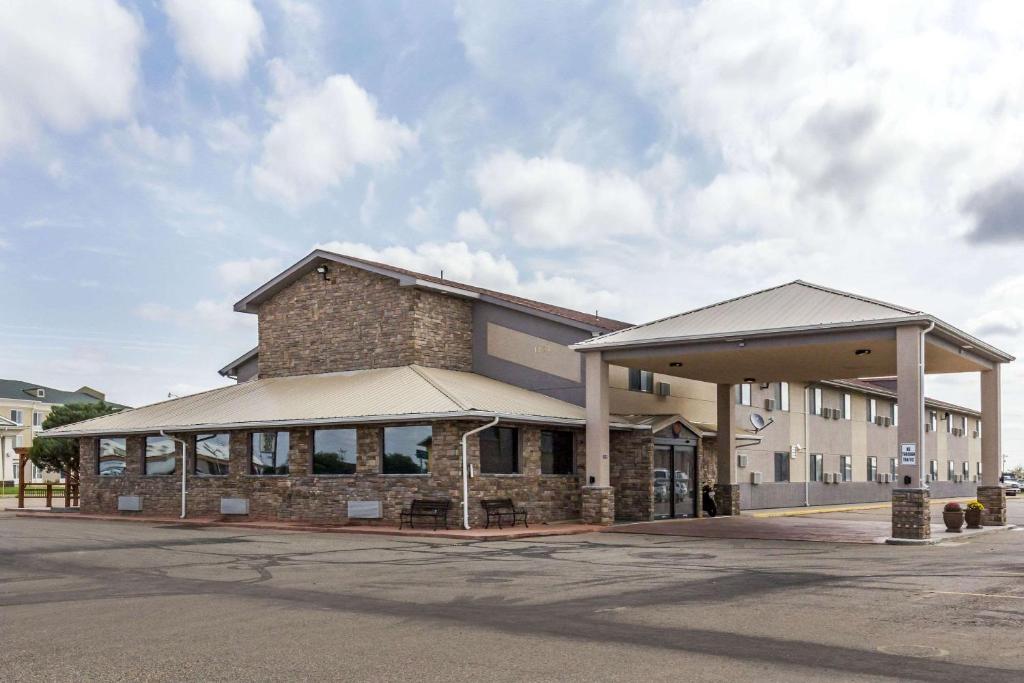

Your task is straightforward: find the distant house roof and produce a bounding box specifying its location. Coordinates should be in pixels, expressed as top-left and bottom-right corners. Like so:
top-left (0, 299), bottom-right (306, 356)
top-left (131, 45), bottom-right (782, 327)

top-left (234, 249), bottom-right (631, 334)
top-left (218, 347), bottom-right (259, 378)
top-left (44, 365), bottom-right (646, 437)
top-left (823, 378), bottom-right (981, 418)
top-left (0, 380), bottom-right (114, 406)
top-left (573, 280), bottom-right (1013, 362)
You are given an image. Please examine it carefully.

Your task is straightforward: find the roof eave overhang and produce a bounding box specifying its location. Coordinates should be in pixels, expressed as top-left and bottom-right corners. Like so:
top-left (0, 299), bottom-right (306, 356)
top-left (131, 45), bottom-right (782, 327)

top-left (218, 347), bottom-right (259, 377)
top-left (43, 411), bottom-right (648, 439)
top-left (573, 315), bottom-right (1014, 364)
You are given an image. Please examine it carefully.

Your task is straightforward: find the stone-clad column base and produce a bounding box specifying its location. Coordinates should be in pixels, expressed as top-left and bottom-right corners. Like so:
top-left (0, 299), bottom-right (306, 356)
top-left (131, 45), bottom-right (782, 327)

top-left (581, 486), bottom-right (615, 525)
top-left (977, 486), bottom-right (1007, 526)
top-left (714, 484), bottom-right (741, 516)
top-left (891, 488), bottom-right (930, 540)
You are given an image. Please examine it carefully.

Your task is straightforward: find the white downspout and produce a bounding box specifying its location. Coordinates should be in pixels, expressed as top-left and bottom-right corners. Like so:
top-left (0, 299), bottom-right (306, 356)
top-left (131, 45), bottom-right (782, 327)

top-left (160, 430), bottom-right (189, 519)
top-left (461, 416), bottom-right (499, 530)
top-left (804, 385), bottom-right (811, 507)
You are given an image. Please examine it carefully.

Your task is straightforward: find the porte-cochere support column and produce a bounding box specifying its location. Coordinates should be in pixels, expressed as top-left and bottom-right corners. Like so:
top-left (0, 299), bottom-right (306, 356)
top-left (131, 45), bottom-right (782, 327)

top-left (978, 365), bottom-right (1007, 526)
top-left (582, 351), bottom-right (614, 525)
top-left (892, 325), bottom-right (930, 541)
top-left (715, 383), bottom-right (740, 515)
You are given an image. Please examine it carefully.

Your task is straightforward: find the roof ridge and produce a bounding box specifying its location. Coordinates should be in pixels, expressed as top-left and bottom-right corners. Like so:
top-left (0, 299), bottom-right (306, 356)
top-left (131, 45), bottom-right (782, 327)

top-left (407, 365), bottom-right (469, 411)
top-left (789, 280), bottom-right (920, 315)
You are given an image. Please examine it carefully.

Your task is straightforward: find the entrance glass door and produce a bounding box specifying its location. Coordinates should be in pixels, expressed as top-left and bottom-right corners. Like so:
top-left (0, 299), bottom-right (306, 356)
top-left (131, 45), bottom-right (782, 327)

top-left (653, 444), bottom-right (696, 518)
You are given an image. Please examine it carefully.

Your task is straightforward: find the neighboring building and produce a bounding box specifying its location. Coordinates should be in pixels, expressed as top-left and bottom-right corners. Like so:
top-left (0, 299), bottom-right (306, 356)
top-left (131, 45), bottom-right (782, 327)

top-left (46, 250), bottom-right (989, 523)
top-left (0, 381), bottom-right (111, 485)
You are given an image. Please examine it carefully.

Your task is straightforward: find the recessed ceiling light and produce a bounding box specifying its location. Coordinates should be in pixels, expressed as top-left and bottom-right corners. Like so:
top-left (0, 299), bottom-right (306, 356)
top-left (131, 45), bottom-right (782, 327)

top-left (669, 362), bottom-right (683, 367)
top-left (743, 377), bottom-right (756, 383)
top-left (855, 349), bottom-right (871, 356)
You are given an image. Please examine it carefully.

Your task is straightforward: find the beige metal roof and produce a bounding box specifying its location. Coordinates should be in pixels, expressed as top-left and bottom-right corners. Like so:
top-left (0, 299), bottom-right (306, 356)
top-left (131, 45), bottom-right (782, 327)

top-left (44, 365), bottom-right (642, 437)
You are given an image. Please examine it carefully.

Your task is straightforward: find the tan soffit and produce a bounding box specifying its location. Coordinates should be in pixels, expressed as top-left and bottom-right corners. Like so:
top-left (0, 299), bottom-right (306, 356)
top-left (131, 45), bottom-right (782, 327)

top-left (486, 322), bottom-right (582, 382)
top-left (44, 365), bottom-right (640, 437)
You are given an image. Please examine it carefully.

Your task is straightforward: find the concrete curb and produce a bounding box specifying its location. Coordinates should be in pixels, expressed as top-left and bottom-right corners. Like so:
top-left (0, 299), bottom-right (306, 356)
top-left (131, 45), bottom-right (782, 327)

top-left (885, 524), bottom-right (1018, 545)
top-left (750, 497), bottom-right (996, 519)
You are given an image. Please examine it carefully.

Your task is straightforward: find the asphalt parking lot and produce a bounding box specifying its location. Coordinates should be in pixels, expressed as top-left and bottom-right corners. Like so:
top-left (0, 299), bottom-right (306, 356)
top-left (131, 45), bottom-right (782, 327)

top-left (2, 501), bottom-right (1023, 682)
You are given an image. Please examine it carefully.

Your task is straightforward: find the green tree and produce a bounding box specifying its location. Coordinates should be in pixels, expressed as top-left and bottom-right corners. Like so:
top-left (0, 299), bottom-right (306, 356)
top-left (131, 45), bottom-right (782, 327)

top-left (28, 402), bottom-right (121, 478)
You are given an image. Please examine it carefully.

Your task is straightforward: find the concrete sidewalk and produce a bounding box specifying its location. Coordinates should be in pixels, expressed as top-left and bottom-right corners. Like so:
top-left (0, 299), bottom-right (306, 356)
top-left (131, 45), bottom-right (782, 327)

top-left (748, 496), bottom-right (993, 518)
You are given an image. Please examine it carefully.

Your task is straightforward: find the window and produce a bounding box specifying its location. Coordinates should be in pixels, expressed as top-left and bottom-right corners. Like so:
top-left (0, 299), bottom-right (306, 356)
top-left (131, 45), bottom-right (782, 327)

top-left (313, 428), bottom-right (358, 474)
top-left (97, 437), bottom-right (126, 476)
top-left (195, 433), bottom-right (230, 475)
top-left (945, 412), bottom-right (952, 433)
top-left (541, 430), bottom-right (574, 475)
top-left (867, 456), bottom-right (877, 482)
top-left (810, 387), bottom-right (823, 416)
top-left (929, 411), bottom-right (938, 431)
top-left (251, 431), bottom-right (289, 475)
top-left (382, 425), bottom-right (431, 474)
top-left (976, 419), bottom-right (982, 437)
top-left (810, 453), bottom-right (823, 482)
top-left (479, 426), bottom-right (520, 474)
top-left (10, 409), bottom-right (23, 425)
top-left (947, 460), bottom-right (955, 480)
top-left (960, 415), bottom-right (968, 433)
top-left (867, 399), bottom-right (877, 422)
top-left (929, 460), bottom-right (938, 481)
top-left (774, 452), bottom-right (790, 482)
top-left (144, 435), bottom-right (176, 475)
top-left (977, 462), bottom-right (982, 476)
top-left (735, 383), bottom-right (751, 406)
top-left (32, 412), bottom-right (42, 427)
top-left (840, 455), bottom-right (852, 482)
top-left (775, 382), bottom-right (790, 411)
top-left (842, 393), bottom-right (852, 420)
top-left (893, 404), bottom-right (899, 427)
top-left (890, 457), bottom-right (898, 477)
top-left (628, 369), bottom-right (654, 393)
top-left (962, 461), bottom-right (970, 478)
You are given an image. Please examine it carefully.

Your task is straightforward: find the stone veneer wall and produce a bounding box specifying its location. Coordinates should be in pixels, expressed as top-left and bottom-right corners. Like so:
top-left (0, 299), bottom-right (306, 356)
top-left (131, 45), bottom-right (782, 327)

top-left (257, 264), bottom-right (472, 378)
top-left (609, 430), bottom-right (654, 521)
top-left (79, 421), bottom-right (583, 527)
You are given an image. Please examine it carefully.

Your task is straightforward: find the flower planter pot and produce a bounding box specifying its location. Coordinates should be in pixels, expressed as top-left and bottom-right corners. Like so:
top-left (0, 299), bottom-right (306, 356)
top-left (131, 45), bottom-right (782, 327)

top-left (965, 509), bottom-right (983, 529)
top-left (943, 510), bottom-right (965, 532)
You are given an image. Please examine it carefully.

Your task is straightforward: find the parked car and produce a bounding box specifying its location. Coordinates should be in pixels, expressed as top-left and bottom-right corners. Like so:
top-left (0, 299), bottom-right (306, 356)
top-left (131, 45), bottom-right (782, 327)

top-left (1002, 478), bottom-right (1020, 496)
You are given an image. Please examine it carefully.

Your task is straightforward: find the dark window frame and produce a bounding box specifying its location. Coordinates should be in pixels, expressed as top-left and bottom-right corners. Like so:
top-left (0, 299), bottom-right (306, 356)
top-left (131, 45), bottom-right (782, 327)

top-left (628, 368), bottom-right (655, 394)
top-left (96, 436), bottom-right (127, 476)
top-left (541, 429), bottom-right (575, 475)
top-left (774, 452), bottom-right (790, 482)
top-left (840, 455), bottom-right (852, 482)
top-left (866, 456), bottom-right (877, 482)
top-left (143, 434), bottom-right (177, 476)
top-left (250, 431), bottom-right (290, 476)
top-left (479, 425), bottom-right (521, 475)
top-left (312, 427), bottom-right (359, 475)
top-left (194, 432), bottom-right (231, 476)
top-left (810, 453), bottom-right (823, 482)
top-left (381, 425), bottom-right (432, 475)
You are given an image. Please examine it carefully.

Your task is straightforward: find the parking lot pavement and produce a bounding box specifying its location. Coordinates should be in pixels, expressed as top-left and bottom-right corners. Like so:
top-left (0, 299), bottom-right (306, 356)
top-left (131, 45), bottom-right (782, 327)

top-left (2, 507), bottom-right (1023, 682)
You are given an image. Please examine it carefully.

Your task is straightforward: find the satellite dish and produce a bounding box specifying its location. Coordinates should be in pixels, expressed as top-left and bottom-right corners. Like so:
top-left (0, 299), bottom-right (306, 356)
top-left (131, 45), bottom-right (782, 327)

top-left (750, 413), bottom-right (774, 434)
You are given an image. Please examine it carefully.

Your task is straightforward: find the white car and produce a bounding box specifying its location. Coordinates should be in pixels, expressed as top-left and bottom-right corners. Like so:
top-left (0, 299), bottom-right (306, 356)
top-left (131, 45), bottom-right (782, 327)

top-left (1003, 478), bottom-right (1021, 496)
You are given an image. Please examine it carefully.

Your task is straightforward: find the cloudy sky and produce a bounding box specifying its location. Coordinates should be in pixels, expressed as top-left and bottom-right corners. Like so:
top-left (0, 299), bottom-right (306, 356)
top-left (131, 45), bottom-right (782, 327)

top-left (2, 1), bottom-right (1024, 464)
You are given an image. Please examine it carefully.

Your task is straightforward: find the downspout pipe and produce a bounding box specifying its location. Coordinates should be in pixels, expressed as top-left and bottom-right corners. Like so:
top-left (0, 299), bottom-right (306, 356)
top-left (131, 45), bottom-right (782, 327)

top-left (804, 385), bottom-right (811, 507)
top-left (461, 416), bottom-right (499, 530)
top-left (160, 430), bottom-right (189, 519)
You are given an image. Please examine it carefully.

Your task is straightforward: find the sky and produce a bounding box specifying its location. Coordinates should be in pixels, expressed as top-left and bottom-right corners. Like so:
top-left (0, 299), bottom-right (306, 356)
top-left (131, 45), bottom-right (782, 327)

top-left (3, 0), bottom-right (1024, 466)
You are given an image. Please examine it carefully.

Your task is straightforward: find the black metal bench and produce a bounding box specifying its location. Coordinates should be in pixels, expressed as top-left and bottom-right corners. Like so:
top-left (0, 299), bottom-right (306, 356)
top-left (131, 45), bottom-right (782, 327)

top-left (481, 498), bottom-right (528, 529)
top-left (399, 498), bottom-right (452, 530)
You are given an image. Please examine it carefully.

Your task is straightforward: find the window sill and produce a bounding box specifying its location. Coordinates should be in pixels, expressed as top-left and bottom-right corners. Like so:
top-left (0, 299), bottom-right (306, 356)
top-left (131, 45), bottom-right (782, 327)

top-left (310, 473), bottom-right (359, 478)
top-left (478, 473), bottom-right (524, 477)
top-left (244, 474), bottom-right (290, 478)
top-left (193, 473), bottom-right (229, 478)
top-left (141, 474), bottom-right (178, 478)
top-left (379, 473), bottom-right (430, 477)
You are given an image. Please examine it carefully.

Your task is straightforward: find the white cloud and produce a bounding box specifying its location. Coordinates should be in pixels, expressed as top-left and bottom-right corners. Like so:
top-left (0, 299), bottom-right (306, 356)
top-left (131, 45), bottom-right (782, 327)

top-left (0, 0), bottom-right (143, 155)
top-left (136, 298), bottom-right (254, 332)
top-left (473, 151), bottom-right (656, 248)
top-left (216, 257), bottom-right (283, 290)
top-left (204, 116), bottom-right (254, 155)
top-left (454, 209), bottom-right (496, 244)
top-left (163, 0), bottom-right (264, 82)
top-left (125, 122), bottom-right (193, 165)
top-left (315, 240), bottom-right (622, 316)
top-left (251, 61), bottom-right (417, 207)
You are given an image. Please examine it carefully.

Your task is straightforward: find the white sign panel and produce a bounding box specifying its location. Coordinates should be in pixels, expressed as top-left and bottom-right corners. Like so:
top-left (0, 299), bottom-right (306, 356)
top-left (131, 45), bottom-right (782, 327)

top-left (900, 443), bottom-right (917, 466)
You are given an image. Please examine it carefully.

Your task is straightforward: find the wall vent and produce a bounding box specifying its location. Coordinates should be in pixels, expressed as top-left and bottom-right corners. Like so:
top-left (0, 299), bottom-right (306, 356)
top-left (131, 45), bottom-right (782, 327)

top-left (117, 496), bottom-right (142, 512)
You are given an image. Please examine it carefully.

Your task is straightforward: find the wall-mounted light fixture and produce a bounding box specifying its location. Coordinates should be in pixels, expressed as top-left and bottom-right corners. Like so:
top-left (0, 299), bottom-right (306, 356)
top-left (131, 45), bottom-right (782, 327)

top-left (743, 377), bottom-right (756, 383)
top-left (854, 348), bottom-right (871, 356)
top-left (316, 264), bottom-right (330, 282)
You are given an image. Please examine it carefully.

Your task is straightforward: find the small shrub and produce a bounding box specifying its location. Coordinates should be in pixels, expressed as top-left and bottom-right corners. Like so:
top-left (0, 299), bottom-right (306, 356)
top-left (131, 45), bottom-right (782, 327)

top-left (944, 501), bottom-right (963, 512)
top-left (966, 500), bottom-right (985, 511)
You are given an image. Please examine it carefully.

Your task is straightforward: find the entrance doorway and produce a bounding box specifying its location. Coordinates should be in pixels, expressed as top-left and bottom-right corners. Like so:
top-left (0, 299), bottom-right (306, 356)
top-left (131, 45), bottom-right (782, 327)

top-left (653, 444), bottom-right (697, 518)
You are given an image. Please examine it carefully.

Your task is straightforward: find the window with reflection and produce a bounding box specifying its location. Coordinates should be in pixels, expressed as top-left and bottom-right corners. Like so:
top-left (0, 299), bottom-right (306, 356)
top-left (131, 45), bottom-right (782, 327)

top-left (98, 437), bottom-right (127, 476)
top-left (382, 426), bottom-right (431, 474)
top-left (195, 433), bottom-right (230, 475)
top-left (480, 426), bottom-right (519, 474)
top-left (145, 435), bottom-right (176, 475)
top-left (541, 430), bottom-right (574, 475)
top-left (313, 428), bottom-right (358, 474)
top-left (251, 431), bottom-right (289, 475)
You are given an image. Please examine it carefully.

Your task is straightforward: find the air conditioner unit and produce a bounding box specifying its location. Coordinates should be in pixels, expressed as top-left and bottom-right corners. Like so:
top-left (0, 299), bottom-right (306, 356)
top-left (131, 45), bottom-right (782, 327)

top-left (832, 409), bottom-right (841, 420)
top-left (656, 382), bottom-right (670, 396)
top-left (764, 397), bottom-right (776, 411)
top-left (882, 417), bottom-right (892, 428)
top-left (750, 471), bottom-right (763, 485)
top-left (925, 424), bottom-right (933, 432)
top-left (833, 472), bottom-right (842, 484)
top-left (873, 416), bottom-right (884, 426)
top-left (972, 430), bottom-right (979, 438)
top-left (884, 473), bottom-right (893, 483)
top-left (823, 472), bottom-right (834, 484)
top-left (875, 473), bottom-right (884, 483)
top-left (737, 453), bottom-right (748, 468)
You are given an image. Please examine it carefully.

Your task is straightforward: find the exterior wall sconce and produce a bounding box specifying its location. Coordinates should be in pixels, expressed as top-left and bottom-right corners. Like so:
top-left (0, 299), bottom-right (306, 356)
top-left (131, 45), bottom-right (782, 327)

top-left (316, 264), bottom-right (330, 281)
